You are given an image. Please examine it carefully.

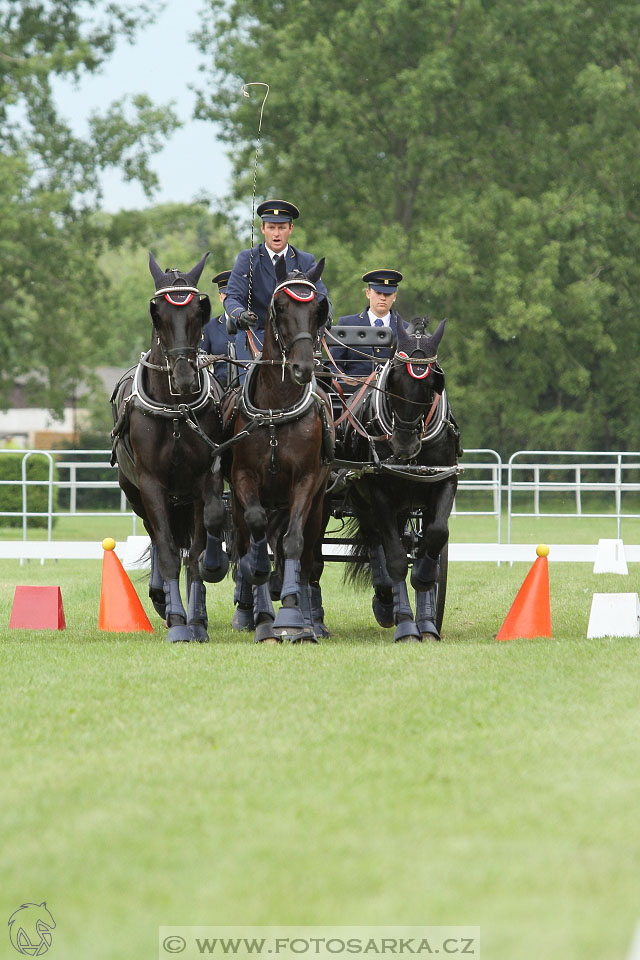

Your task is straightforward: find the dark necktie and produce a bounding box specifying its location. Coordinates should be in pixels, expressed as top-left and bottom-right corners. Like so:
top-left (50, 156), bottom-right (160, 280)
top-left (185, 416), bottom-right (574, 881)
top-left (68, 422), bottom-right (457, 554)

top-left (273, 254), bottom-right (282, 268)
top-left (374, 318), bottom-right (384, 327)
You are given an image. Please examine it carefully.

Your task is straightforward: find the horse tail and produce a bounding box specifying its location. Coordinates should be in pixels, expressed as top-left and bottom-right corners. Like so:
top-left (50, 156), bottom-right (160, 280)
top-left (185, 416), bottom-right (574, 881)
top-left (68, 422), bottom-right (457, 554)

top-left (341, 516), bottom-right (373, 587)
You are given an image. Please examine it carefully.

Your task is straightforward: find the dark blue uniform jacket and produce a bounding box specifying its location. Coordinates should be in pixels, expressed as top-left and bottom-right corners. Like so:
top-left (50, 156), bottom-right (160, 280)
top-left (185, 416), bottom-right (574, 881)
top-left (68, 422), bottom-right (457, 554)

top-left (201, 314), bottom-right (231, 385)
top-left (224, 242), bottom-right (329, 330)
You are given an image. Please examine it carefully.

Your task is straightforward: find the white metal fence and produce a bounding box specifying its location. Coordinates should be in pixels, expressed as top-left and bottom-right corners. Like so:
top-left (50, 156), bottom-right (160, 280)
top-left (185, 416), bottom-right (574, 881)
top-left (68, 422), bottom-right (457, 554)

top-left (2, 447), bottom-right (640, 544)
top-left (506, 450), bottom-right (640, 542)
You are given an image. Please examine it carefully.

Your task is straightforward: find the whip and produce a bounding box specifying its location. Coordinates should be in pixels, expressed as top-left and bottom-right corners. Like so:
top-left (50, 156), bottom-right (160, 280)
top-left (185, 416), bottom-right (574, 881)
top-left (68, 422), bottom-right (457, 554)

top-left (240, 81), bottom-right (270, 313)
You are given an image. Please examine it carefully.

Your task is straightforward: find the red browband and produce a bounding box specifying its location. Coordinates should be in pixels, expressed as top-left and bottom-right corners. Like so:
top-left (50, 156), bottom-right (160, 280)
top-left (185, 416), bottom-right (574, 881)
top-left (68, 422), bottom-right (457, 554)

top-left (164, 292), bottom-right (194, 306)
top-left (396, 351), bottom-right (432, 379)
top-left (282, 287), bottom-right (316, 302)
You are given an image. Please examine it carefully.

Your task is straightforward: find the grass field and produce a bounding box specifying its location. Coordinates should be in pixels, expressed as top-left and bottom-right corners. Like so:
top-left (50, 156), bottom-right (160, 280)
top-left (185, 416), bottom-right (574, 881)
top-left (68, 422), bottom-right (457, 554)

top-left (1, 538), bottom-right (639, 960)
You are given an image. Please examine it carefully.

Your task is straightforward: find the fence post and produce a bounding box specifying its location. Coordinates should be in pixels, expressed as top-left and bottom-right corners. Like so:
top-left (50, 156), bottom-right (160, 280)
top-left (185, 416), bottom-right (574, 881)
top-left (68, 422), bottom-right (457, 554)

top-left (20, 451), bottom-right (54, 541)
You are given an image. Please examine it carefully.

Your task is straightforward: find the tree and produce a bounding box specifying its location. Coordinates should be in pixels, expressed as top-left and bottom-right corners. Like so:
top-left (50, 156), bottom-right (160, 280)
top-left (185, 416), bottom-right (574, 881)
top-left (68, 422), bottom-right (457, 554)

top-left (195, 0), bottom-right (640, 453)
top-left (98, 201), bottom-right (241, 367)
top-left (0, 1), bottom-right (179, 413)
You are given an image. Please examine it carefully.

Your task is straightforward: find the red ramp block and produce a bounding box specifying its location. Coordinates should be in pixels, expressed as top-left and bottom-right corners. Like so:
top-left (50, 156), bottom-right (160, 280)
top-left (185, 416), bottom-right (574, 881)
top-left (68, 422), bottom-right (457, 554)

top-left (9, 585), bottom-right (66, 630)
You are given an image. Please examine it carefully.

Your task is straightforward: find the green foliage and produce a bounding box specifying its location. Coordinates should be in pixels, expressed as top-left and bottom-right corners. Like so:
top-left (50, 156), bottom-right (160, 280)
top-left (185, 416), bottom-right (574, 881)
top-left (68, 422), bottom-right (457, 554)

top-left (0, 0), bottom-right (179, 414)
top-left (0, 452), bottom-right (57, 528)
top-left (98, 202), bottom-right (241, 366)
top-left (195, 0), bottom-right (640, 454)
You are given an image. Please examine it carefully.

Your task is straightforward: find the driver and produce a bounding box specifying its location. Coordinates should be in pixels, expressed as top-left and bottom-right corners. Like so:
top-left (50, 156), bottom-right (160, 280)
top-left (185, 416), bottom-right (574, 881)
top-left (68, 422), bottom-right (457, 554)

top-left (223, 199), bottom-right (331, 368)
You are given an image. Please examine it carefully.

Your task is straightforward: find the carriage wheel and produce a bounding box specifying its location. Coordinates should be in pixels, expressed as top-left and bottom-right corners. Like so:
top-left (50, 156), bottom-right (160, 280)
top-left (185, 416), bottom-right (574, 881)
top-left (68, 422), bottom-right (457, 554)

top-left (435, 541), bottom-right (449, 634)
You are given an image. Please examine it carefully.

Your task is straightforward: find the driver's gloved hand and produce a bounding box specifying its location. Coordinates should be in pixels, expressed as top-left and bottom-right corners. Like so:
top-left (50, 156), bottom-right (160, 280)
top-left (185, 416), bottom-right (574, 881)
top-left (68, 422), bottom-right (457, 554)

top-left (237, 310), bottom-right (258, 330)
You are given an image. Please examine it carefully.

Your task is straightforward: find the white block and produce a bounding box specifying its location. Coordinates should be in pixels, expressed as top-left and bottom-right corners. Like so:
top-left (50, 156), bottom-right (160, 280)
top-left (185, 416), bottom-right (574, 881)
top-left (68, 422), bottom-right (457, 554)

top-left (626, 922), bottom-right (640, 960)
top-left (120, 535), bottom-right (151, 569)
top-left (593, 538), bottom-right (628, 575)
top-left (587, 593), bottom-right (640, 638)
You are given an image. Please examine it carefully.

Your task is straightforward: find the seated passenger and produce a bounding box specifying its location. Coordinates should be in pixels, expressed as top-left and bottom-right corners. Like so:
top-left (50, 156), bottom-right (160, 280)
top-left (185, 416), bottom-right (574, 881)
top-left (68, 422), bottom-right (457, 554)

top-left (330, 269), bottom-right (406, 390)
top-left (201, 269), bottom-right (233, 386)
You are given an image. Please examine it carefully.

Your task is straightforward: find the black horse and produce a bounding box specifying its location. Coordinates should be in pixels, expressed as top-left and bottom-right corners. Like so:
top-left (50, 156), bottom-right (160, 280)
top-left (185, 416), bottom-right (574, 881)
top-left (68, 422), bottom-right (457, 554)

top-left (111, 252), bottom-right (228, 642)
top-left (336, 318), bottom-right (461, 641)
top-left (224, 256), bottom-right (333, 642)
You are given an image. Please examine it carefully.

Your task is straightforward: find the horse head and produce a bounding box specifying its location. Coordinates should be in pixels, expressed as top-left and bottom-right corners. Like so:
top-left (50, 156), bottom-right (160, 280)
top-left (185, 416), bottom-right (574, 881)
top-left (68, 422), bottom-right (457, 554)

top-left (386, 317), bottom-right (447, 460)
top-left (148, 251), bottom-right (211, 395)
top-left (268, 256), bottom-right (328, 385)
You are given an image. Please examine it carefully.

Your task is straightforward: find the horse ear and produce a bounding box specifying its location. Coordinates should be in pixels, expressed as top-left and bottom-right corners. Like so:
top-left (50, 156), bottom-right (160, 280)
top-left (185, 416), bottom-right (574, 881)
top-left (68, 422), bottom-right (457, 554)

top-left (149, 251), bottom-right (165, 287)
top-left (275, 254), bottom-right (287, 283)
top-left (427, 318), bottom-right (447, 353)
top-left (184, 252), bottom-right (210, 286)
top-left (307, 257), bottom-right (325, 285)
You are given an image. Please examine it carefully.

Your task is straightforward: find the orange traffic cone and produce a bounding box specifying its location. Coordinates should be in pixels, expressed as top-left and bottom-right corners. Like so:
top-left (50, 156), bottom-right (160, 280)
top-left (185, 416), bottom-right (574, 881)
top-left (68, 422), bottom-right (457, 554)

top-left (98, 538), bottom-right (153, 633)
top-left (496, 544), bottom-right (552, 641)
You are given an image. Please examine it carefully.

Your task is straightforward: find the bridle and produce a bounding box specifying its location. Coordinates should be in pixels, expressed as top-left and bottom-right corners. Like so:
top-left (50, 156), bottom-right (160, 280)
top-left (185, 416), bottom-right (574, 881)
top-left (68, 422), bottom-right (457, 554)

top-left (383, 342), bottom-right (443, 454)
top-left (148, 281), bottom-right (211, 396)
top-left (268, 277), bottom-right (319, 366)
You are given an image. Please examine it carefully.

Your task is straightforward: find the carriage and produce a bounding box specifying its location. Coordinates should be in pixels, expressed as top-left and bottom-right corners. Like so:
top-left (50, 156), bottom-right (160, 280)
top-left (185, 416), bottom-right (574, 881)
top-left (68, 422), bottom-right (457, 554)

top-left (111, 254), bottom-right (461, 643)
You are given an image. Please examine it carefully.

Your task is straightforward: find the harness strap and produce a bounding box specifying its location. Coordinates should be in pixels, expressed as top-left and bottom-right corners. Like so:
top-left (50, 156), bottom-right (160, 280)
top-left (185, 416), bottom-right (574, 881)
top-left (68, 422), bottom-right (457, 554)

top-left (321, 333), bottom-right (375, 388)
top-left (422, 393), bottom-right (442, 434)
top-left (331, 371), bottom-right (378, 435)
top-left (246, 328), bottom-right (262, 358)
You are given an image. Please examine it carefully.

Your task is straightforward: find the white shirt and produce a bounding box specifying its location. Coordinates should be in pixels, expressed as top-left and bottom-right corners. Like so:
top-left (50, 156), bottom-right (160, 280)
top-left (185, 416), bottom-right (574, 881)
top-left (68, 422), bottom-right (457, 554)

top-left (267, 244), bottom-right (289, 264)
top-left (368, 309), bottom-right (391, 326)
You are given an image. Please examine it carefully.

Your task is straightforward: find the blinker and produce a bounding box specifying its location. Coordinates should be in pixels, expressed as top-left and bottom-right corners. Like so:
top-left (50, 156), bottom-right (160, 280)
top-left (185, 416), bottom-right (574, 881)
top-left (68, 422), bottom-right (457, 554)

top-left (396, 351), bottom-right (432, 380)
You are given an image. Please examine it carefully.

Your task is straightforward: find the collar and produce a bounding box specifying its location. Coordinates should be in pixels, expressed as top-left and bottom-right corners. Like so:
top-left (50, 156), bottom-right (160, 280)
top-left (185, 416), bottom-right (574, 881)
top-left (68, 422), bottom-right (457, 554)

top-left (240, 364), bottom-right (320, 423)
top-left (265, 243), bottom-right (290, 263)
top-left (368, 308), bottom-right (391, 326)
top-left (371, 361), bottom-right (449, 443)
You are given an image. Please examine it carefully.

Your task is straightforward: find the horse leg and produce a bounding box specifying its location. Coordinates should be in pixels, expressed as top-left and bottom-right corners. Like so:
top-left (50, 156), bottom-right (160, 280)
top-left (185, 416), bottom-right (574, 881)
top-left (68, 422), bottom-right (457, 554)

top-left (120, 479), bottom-right (165, 620)
top-left (184, 502), bottom-right (209, 643)
top-left (252, 581), bottom-right (278, 643)
top-left (377, 514), bottom-right (421, 643)
top-left (296, 491), bottom-right (330, 641)
top-left (308, 501), bottom-right (330, 638)
top-left (310, 579), bottom-right (330, 638)
top-left (411, 480), bottom-right (456, 640)
top-left (237, 498), bottom-right (271, 586)
top-left (138, 474), bottom-right (191, 643)
top-left (184, 566), bottom-right (209, 643)
top-left (272, 482), bottom-right (318, 642)
top-left (370, 542), bottom-right (394, 629)
top-left (231, 481), bottom-right (277, 641)
top-left (148, 541), bottom-right (166, 618)
top-left (199, 466), bottom-right (230, 583)
top-left (231, 571), bottom-right (255, 631)
top-left (350, 492), bottom-right (395, 630)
